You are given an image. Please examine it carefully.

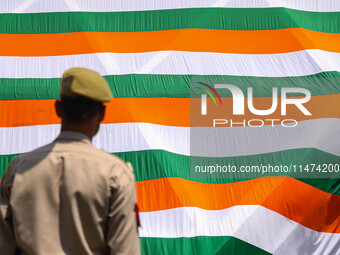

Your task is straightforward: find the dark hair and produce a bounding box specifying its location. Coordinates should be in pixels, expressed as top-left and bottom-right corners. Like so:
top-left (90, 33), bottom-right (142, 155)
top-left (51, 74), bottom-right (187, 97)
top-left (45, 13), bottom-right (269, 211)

top-left (60, 95), bottom-right (104, 124)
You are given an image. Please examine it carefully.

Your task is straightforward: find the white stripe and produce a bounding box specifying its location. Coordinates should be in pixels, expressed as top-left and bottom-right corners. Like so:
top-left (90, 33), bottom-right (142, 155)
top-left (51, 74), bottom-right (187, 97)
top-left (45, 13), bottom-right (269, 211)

top-left (137, 51), bottom-right (172, 74)
top-left (1, 0), bottom-right (339, 13)
top-left (211, 0), bottom-right (232, 8)
top-left (1, 50), bottom-right (340, 78)
top-left (13, 0), bottom-right (37, 13)
top-left (1, 119), bottom-right (340, 156)
top-left (63, 0), bottom-right (81, 12)
top-left (138, 206), bottom-right (340, 254)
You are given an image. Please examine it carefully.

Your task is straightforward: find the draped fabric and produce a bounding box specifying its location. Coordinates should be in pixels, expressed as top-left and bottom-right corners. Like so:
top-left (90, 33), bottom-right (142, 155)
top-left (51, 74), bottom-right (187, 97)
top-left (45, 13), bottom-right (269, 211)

top-left (1, 1), bottom-right (339, 254)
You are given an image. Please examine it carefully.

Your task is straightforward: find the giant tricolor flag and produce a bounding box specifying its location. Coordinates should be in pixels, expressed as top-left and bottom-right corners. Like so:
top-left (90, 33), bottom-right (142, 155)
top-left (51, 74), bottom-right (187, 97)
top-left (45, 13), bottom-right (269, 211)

top-left (1, 1), bottom-right (340, 254)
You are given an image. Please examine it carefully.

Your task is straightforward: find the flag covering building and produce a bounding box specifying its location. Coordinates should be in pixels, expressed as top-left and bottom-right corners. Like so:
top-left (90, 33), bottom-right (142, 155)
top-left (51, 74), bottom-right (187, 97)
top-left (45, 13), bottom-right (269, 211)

top-left (0, 1), bottom-right (339, 254)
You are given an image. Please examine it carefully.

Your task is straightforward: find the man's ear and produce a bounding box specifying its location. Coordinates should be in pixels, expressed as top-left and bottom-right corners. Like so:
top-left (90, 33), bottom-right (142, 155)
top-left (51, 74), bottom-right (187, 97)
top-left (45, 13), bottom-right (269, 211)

top-left (55, 100), bottom-right (62, 118)
top-left (98, 105), bottom-right (106, 122)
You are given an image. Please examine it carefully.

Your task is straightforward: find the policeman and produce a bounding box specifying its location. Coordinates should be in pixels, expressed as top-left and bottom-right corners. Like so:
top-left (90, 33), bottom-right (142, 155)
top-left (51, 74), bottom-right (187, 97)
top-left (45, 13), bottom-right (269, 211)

top-left (0, 67), bottom-right (141, 255)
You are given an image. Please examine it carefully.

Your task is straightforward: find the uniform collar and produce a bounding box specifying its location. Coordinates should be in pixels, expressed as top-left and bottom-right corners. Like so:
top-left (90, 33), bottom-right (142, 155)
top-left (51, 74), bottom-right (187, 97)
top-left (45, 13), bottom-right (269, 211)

top-left (55, 131), bottom-right (92, 144)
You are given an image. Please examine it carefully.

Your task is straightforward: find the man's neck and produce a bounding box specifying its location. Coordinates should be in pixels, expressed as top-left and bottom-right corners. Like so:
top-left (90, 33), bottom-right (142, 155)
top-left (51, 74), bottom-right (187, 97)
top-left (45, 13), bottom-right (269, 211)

top-left (60, 123), bottom-right (98, 141)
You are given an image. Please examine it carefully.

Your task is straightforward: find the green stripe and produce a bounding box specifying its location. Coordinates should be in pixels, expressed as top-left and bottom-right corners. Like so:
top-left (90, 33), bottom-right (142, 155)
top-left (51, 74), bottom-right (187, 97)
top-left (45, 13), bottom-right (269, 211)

top-left (1, 148), bottom-right (339, 195)
top-left (141, 236), bottom-right (270, 255)
top-left (1, 72), bottom-right (340, 100)
top-left (1, 8), bottom-right (340, 34)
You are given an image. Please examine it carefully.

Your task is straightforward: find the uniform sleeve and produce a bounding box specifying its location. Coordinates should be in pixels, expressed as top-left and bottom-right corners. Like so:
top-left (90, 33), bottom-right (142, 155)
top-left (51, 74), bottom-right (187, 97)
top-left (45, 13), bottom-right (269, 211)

top-left (107, 163), bottom-right (141, 255)
top-left (0, 161), bottom-right (19, 254)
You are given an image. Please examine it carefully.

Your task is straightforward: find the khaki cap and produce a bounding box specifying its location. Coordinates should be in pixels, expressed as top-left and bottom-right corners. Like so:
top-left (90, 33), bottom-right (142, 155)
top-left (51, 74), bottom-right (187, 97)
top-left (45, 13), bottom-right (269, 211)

top-left (61, 67), bottom-right (113, 102)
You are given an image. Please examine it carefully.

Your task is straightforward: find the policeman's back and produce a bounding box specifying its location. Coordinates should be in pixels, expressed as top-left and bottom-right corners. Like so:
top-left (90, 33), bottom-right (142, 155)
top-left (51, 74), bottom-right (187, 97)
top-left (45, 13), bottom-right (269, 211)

top-left (0, 67), bottom-right (141, 255)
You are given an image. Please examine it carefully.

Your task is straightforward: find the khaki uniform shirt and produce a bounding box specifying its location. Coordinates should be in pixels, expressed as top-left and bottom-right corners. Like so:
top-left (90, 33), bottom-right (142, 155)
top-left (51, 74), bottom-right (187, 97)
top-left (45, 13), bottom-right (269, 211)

top-left (0, 131), bottom-right (141, 255)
